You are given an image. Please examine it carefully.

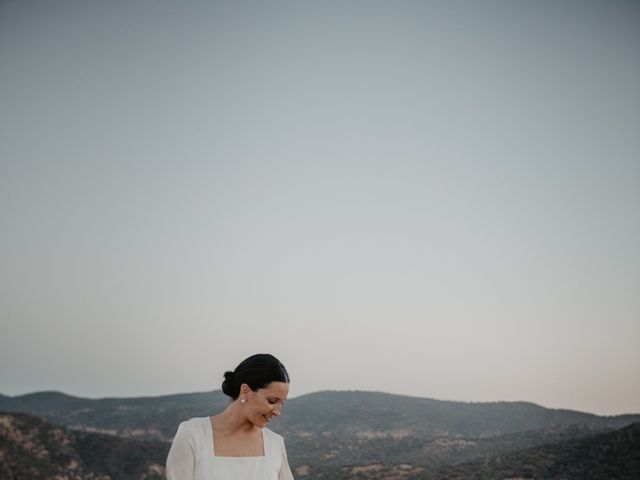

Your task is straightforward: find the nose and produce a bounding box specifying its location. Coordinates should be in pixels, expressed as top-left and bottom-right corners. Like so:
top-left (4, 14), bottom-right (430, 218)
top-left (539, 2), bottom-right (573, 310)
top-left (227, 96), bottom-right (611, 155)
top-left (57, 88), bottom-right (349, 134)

top-left (273, 404), bottom-right (282, 416)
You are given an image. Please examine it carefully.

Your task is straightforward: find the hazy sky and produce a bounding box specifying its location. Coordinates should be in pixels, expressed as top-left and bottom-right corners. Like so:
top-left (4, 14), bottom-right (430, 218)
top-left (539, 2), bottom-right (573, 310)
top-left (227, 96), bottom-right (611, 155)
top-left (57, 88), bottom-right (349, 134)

top-left (1, 0), bottom-right (638, 416)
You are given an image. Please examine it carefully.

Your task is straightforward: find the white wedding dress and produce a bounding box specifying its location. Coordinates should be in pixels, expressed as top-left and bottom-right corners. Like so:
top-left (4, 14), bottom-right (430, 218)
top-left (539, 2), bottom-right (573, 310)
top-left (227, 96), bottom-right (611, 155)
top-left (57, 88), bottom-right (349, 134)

top-left (166, 417), bottom-right (295, 480)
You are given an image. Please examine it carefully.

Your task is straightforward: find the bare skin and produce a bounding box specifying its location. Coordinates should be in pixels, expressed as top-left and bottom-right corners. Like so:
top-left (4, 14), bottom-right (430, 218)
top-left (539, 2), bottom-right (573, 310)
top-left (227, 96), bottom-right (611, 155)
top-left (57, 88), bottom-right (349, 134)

top-left (210, 381), bottom-right (289, 457)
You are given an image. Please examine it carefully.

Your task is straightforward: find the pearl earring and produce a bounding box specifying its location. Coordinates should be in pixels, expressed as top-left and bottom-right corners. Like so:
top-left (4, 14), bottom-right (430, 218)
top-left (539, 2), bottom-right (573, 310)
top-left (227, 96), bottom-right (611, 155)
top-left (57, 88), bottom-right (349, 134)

top-left (241, 398), bottom-right (246, 404)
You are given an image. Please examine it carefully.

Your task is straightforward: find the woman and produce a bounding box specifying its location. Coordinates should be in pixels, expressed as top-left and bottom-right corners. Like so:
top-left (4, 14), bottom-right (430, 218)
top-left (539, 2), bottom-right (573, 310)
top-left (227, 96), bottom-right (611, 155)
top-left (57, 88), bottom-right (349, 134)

top-left (166, 353), bottom-right (294, 479)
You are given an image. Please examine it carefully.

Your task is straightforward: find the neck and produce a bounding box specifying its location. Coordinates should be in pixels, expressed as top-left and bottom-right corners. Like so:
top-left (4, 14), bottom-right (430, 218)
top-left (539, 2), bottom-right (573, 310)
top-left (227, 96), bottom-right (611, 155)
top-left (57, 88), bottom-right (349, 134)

top-left (213, 401), bottom-right (256, 435)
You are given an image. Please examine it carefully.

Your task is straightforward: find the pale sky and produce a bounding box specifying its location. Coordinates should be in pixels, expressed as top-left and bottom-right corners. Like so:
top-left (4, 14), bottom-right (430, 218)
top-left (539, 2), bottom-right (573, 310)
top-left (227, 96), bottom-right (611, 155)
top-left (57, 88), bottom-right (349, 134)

top-left (1, 0), bottom-right (639, 416)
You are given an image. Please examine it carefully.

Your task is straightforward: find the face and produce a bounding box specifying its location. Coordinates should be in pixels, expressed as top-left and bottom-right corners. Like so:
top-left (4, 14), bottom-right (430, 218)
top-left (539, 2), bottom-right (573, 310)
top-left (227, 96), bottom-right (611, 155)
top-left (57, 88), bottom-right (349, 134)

top-left (240, 381), bottom-right (289, 428)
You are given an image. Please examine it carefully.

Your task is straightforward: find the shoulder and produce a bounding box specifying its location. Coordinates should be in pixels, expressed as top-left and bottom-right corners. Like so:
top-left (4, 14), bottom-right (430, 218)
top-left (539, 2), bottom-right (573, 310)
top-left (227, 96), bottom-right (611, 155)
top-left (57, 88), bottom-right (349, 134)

top-left (173, 417), bottom-right (210, 443)
top-left (178, 416), bottom-right (210, 431)
top-left (263, 427), bottom-right (286, 447)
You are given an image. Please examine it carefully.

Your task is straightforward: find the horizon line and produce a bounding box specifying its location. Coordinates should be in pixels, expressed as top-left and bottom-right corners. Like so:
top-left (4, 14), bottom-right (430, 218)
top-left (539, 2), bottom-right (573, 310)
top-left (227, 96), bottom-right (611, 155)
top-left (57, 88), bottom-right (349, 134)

top-left (2, 388), bottom-right (638, 418)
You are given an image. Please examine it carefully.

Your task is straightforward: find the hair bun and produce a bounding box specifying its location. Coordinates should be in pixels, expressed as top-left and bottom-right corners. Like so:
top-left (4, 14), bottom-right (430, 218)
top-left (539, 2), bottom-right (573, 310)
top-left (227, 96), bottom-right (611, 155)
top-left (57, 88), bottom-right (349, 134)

top-left (220, 354), bottom-right (289, 400)
top-left (221, 370), bottom-right (236, 397)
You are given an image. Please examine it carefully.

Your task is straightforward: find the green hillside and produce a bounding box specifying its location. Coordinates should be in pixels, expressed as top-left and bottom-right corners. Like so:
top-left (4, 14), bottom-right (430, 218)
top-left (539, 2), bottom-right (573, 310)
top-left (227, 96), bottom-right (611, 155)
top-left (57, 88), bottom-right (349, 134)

top-left (2, 389), bottom-right (637, 442)
top-left (0, 412), bottom-right (169, 480)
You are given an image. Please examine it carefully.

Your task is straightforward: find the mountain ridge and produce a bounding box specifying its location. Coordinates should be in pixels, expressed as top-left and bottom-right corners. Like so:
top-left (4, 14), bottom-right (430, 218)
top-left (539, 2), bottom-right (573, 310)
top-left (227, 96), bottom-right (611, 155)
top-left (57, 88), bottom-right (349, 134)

top-left (7, 388), bottom-right (638, 415)
top-left (1, 389), bottom-right (638, 443)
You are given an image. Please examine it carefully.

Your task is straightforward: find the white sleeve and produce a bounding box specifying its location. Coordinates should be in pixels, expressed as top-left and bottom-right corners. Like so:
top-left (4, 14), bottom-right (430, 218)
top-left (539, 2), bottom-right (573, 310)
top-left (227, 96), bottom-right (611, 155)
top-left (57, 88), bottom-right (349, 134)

top-left (166, 421), bottom-right (196, 480)
top-left (278, 436), bottom-right (295, 480)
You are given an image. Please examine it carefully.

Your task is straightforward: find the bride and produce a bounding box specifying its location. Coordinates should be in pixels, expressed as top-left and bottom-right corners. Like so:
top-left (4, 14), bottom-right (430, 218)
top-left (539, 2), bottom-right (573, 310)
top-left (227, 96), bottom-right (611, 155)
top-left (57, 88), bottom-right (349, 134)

top-left (166, 353), bottom-right (294, 479)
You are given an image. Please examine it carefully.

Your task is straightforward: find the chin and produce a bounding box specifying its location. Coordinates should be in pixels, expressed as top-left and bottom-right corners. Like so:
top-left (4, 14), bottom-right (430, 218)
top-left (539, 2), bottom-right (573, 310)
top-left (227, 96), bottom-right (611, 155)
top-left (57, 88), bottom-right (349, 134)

top-left (253, 418), bottom-right (268, 428)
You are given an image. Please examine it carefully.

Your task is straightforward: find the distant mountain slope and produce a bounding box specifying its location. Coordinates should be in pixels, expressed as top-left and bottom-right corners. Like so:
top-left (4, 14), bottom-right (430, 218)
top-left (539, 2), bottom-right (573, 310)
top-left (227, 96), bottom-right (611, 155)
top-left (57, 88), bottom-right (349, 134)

top-left (0, 412), bottom-right (169, 480)
top-left (0, 390), bottom-right (640, 440)
top-left (304, 423), bottom-right (640, 480)
top-left (0, 390), bottom-right (229, 441)
top-left (1, 389), bottom-right (638, 442)
top-left (428, 421), bottom-right (640, 480)
top-left (279, 390), bottom-right (639, 437)
top-left (286, 423), bottom-right (611, 472)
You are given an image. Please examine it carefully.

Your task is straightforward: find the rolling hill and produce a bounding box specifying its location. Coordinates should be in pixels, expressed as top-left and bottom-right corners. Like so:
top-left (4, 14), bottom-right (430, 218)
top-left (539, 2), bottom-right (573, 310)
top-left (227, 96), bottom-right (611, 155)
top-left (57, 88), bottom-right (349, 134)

top-left (2, 411), bottom-right (638, 480)
top-left (0, 411), bottom-right (168, 480)
top-left (2, 389), bottom-right (637, 443)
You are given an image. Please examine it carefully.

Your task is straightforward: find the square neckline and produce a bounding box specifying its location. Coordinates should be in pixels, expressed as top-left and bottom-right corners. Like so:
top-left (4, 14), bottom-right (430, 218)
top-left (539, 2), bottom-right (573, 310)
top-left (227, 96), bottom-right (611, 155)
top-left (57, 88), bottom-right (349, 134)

top-left (208, 416), bottom-right (266, 458)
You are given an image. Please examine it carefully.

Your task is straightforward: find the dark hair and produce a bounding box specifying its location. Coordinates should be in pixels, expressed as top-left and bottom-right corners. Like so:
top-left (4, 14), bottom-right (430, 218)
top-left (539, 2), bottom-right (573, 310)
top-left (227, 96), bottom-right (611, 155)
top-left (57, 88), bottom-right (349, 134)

top-left (221, 353), bottom-right (290, 400)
